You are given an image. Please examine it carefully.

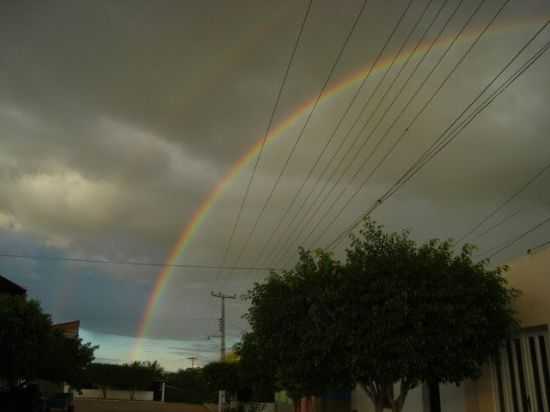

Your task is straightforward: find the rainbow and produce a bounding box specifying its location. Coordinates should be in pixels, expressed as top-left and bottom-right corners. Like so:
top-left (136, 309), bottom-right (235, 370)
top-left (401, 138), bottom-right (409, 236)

top-left (130, 15), bottom-right (547, 361)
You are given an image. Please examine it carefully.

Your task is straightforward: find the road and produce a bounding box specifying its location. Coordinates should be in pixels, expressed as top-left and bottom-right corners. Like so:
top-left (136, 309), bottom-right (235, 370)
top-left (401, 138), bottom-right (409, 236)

top-left (75, 399), bottom-right (210, 412)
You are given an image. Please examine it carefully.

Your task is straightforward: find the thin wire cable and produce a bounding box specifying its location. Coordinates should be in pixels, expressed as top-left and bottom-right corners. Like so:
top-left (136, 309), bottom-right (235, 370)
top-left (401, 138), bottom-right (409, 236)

top-left (326, 34), bottom-right (550, 250)
top-left (255, 0), bottom-right (423, 263)
top-left (330, 38), bottom-right (550, 249)
top-left (229, 0), bottom-right (369, 268)
top-left (215, 0), bottom-right (313, 281)
top-left (471, 207), bottom-right (524, 240)
top-left (0, 252), bottom-right (283, 271)
top-left (527, 239), bottom-right (550, 254)
top-left (307, 0), bottom-right (531, 250)
top-left (265, 0), bottom-right (459, 265)
top-left (456, 158), bottom-right (550, 243)
top-left (482, 215), bottom-right (550, 260)
top-left (265, 0), bottom-right (454, 266)
top-left (276, 0), bottom-right (493, 263)
top-left (384, 38), bottom-right (550, 201)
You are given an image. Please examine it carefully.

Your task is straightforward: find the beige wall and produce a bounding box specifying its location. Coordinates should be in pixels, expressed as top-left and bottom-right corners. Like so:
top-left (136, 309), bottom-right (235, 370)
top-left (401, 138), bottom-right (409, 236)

top-left (471, 247), bottom-right (550, 412)
top-left (502, 247), bottom-right (550, 328)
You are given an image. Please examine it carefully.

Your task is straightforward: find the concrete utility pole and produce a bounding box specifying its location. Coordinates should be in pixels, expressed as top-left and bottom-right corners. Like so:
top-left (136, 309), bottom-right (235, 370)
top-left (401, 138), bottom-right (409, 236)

top-left (210, 291), bottom-right (236, 361)
top-left (211, 291), bottom-right (236, 412)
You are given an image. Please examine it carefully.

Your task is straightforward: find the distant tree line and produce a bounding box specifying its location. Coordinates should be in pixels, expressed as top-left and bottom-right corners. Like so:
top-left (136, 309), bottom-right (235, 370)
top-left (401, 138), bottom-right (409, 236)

top-left (87, 361), bottom-right (163, 400)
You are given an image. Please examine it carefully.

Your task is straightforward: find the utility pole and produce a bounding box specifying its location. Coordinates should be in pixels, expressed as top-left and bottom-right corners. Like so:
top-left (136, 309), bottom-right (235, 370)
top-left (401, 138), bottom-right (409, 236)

top-left (187, 356), bottom-right (198, 368)
top-left (210, 291), bottom-right (236, 361)
top-left (211, 291), bottom-right (236, 412)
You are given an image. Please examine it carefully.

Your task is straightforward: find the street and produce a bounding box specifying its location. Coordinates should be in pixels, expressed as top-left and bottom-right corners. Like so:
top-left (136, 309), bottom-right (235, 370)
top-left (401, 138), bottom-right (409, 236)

top-left (74, 400), bottom-right (210, 412)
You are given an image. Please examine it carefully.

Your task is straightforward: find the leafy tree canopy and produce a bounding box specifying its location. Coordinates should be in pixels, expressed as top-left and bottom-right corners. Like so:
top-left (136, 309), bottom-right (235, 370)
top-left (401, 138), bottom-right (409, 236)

top-left (244, 218), bottom-right (518, 412)
top-left (0, 295), bottom-right (97, 390)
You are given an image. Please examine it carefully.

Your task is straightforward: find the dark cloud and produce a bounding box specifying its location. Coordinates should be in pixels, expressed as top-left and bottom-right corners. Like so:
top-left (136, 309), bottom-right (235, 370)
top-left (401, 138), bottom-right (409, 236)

top-left (1, 0), bottom-right (549, 368)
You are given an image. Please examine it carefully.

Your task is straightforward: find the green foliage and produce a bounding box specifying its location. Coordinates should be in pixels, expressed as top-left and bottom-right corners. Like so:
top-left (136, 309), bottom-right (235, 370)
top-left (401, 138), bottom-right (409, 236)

top-left (244, 218), bottom-right (519, 412)
top-left (0, 295), bottom-right (97, 389)
top-left (343, 219), bottom-right (519, 411)
top-left (41, 329), bottom-right (97, 390)
top-left (0, 295), bottom-right (52, 387)
top-left (87, 361), bottom-right (164, 399)
top-left (235, 333), bottom-right (276, 402)
top-left (244, 248), bottom-right (353, 400)
top-left (164, 367), bottom-right (212, 404)
top-left (202, 361), bottom-right (240, 395)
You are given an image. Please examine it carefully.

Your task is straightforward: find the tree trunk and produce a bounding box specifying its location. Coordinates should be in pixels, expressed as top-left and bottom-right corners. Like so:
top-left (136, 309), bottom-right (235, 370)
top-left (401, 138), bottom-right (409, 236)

top-left (373, 400), bottom-right (385, 412)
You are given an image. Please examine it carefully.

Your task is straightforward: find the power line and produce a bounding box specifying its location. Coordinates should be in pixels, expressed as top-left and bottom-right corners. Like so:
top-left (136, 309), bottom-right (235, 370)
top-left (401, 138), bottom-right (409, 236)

top-left (329, 36), bottom-right (550, 250)
top-left (256, 0), bottom-right (436, 264)
top-left (0, 252), bottom-right (282, 271)
top-left (276, 0), bottom-right (497, 264)
top-left (265, 0), bottom-right (459, 266)
top-left (304, 0), bottom-right (508, 251)
top-left (456, 157), bottom-right (550, 243)
top-left (229, 0), bottom-right (369, 268)
top-left (471, 207), bottom-right (524, 241)
top-left (381, 37), bottom-right (550, 204)
top-left (481, 215), bottom-right (550, 260)
top-left (215, 0), bottom-right (313, 281)
top-left (527, 239), bottom-right (550, 255)
top-left (325, 29), bottom-right (550, 250)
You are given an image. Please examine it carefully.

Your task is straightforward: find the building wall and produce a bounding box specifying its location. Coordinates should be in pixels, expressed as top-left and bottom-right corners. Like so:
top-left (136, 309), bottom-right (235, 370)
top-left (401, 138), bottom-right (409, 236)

top-left (471, 247), bottom-right (550, 412)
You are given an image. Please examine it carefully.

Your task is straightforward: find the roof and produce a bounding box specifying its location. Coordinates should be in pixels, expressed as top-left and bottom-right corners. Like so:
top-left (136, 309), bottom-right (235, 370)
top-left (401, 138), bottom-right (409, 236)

top-left (0, 274), bottom-right (26, 296)
top-left (53, 320), bottom-right (80, 338)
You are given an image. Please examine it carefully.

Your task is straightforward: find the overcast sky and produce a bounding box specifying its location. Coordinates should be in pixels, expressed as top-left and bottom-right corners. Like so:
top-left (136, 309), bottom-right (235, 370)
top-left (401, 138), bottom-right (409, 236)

top-left (1, 0), bottom-right (549, 371)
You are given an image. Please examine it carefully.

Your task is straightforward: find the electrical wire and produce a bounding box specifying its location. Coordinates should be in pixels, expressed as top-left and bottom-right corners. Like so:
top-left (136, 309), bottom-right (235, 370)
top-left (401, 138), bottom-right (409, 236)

top-left (228, 0), bottom-right (369, 268)
top-left (325, 32), bottom-right (550, 250)
top-left (265, 0), bottom-right (460, 266)
top-left (471, 207), bottom-right (524, 241)
top-left (275, 0), bottom-right (497, 264)
top-left (527, 239), bottom-right (550, 254)
top-left (482, 215), bottom-right (550, 260)
top-left (0, 252), bottom-right (283, 271)
top-left (215, 0), bottom-right (313, 280)
top-left (456, 157), bottom-right (550, 243)
top-left (255, 0), bottom-right (426, 264)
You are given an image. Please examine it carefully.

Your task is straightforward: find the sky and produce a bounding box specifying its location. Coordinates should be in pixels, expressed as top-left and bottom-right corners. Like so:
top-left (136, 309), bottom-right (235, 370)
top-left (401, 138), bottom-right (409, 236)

top-left (1, 0), bottom-right (549, 371)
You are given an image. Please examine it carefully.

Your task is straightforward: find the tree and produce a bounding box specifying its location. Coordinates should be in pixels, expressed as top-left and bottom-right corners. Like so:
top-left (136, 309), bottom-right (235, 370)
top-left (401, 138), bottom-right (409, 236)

top-left (164, 367), bottom-right (211, 404)
top-left (342, 219), bottom-right (518, 412)
top-left (87, 363), bottom-right (123, 398)
top-left (235, 333), bottom-right (276, 402)
top-left (245, 249), bottom-right (353, 403)
top-left (122, 361), bottom-right (164, 400)
top-left (202, 361), bottom-right (241, 399)
top-left (41, 329), bottom-right (96, 390)
top-left (244, 218), bottom-right (518, 412)
top-left (0, 295), bottom-right (52, 388)
top-left (0, 295), bottom-right (97, 390)
top-left (87, 361), bottom-right (163, 399)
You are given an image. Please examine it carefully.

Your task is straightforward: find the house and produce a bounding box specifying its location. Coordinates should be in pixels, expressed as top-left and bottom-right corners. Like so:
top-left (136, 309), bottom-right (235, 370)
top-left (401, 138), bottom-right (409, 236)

top-left (0, 274), bottom-right (26, 296)
top-left (53, 320), bottom-right (80, 339)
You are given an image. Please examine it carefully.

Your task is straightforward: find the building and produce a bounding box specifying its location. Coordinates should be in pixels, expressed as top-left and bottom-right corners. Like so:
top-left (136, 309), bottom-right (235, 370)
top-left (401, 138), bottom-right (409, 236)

top-left (53, 320), bottom-right (80, 339)
top-left (0, 274), bottom-right (26, 296)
